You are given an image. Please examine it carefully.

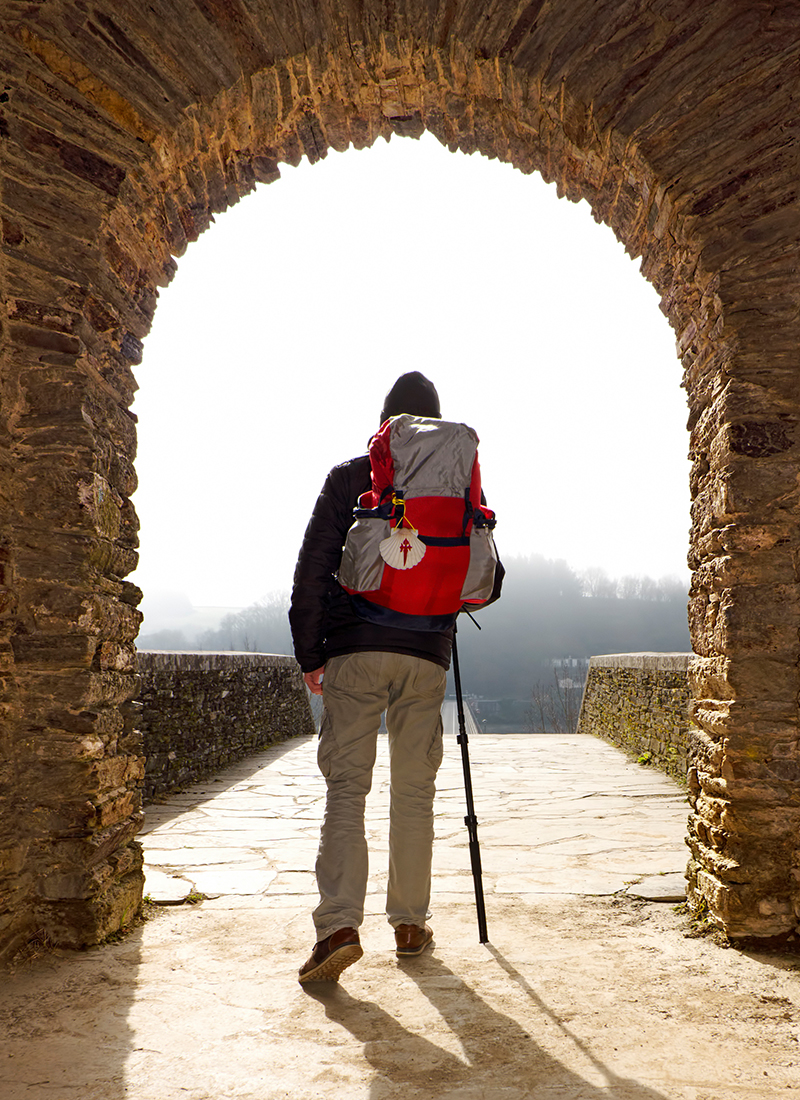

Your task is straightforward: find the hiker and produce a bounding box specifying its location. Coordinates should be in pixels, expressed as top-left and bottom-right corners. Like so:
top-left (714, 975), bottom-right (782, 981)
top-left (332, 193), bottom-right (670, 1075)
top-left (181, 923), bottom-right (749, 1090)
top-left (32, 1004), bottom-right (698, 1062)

top-left (289, 371), bottom-right (502, 982)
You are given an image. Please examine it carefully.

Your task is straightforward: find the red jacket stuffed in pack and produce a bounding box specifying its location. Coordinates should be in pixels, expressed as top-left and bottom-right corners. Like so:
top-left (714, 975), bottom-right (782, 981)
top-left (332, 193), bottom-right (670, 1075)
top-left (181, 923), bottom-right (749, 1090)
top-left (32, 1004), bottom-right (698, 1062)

top-left (338, 415), bottom-right (498, 631)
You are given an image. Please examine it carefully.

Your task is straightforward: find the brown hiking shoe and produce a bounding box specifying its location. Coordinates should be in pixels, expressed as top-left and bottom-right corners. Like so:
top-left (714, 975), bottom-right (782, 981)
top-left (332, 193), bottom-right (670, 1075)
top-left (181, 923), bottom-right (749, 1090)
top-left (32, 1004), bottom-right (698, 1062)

top-left (394, 923), bottom-right (434, 957)
top-left (298, 927), bottom-right (363, 983)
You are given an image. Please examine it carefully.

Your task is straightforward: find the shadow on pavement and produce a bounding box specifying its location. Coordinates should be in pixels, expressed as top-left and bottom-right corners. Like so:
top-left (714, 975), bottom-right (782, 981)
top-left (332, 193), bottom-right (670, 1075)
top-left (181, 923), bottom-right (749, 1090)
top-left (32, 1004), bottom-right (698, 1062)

top-left (0, 933), bottom-right (143, 1100)
top-left (304, 949), bottom-right (670, 1099)
top-left (141, 733), bottom-right (314, 829)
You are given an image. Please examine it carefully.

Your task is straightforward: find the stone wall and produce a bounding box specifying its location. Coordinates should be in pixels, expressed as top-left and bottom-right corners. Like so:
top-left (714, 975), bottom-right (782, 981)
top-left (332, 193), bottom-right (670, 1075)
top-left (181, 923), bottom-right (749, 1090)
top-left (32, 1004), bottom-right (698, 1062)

top-left (136, 652), bottom-right (314, 801)
top-left (578, 654), bottom-right (691, 785)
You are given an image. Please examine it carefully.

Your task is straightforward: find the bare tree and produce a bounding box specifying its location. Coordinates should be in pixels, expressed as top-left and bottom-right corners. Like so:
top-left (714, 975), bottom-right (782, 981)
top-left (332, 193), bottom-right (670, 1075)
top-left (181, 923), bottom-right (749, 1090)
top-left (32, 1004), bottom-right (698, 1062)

top-left (637, 574), bottom-right (659, 601)
top-left (526, 667), bottom-right (586, 734)
top-left (656, 574), bottom-right (688, 602)
top-left (580, 566), bottom-right (617, 599)
top-left (617, 573), bottom-right (642, 600)
top-left (198, 591), bottom-right (291, 654)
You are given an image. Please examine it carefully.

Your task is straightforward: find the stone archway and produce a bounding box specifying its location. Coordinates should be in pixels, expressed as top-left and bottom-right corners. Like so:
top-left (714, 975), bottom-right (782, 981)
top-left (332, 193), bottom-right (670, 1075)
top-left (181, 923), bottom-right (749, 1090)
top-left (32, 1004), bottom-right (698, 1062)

top-left (1, 3), bottom-right (798, 956)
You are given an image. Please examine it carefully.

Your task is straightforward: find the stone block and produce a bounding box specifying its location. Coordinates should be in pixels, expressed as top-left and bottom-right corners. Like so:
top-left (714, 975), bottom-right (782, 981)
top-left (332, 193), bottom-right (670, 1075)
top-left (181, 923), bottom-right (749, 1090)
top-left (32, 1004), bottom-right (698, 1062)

top-left (688, 655), bottom-right (733, 700)
top-left (726, 655), bottom-right (800, 701)
top-left (95, 789), bottom-right (140, 829)
top-left (35, 863), bottom-right (145, 947)
top-left (10, 632), bottom-right (96, 669)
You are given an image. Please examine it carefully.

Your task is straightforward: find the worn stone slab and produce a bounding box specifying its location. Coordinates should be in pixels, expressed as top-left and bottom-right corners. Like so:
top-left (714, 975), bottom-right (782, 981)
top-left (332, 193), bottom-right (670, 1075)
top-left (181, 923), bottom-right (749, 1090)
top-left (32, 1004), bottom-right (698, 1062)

top-left (495, 871), bottom-right (627, 895)
top-left (626, 873), bottom-right (688, 902)
top-left (142, 869), bottom-right (194, 904)
top-left (587, 653), bottom-right (693, 671)
top-left (181, 865), bottom-right (277, 896)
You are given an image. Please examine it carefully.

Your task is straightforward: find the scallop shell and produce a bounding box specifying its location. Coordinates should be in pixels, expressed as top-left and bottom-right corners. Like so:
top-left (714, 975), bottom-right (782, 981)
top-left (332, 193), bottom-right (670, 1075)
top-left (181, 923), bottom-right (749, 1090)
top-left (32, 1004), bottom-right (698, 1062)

top-left (379, 526), bottom-right (426, 570)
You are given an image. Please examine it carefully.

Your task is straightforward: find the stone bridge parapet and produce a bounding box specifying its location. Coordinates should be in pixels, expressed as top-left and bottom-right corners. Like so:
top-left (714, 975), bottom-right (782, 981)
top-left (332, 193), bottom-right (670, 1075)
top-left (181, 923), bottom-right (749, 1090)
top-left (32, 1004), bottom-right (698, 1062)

top-left (136, 651), bottom-right (314, 801)
top-left (578, 653), bottom-right (692, 784)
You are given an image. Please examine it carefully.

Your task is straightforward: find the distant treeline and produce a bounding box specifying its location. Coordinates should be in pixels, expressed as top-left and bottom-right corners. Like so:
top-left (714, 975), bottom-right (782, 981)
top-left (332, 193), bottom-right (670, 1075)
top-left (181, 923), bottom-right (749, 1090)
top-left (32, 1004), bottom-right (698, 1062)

top-left (197, 592), bottom-right (293, 655)
top-left (139, 554), bottom-right (690, 704)
top-left (455, 555), bottom-right (690, 700)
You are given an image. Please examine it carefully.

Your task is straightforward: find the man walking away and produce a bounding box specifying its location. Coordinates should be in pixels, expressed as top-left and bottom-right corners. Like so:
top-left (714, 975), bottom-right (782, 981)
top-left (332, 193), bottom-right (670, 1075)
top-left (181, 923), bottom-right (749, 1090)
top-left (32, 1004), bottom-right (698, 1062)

top-left (289, 371), bottom-right (502, 982)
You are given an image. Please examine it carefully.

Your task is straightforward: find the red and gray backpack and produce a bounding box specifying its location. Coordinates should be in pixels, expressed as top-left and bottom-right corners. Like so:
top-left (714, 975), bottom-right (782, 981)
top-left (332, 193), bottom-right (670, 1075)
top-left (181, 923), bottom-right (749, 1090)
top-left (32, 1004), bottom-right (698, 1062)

top-left (338, 414), bottom-right (498, 630)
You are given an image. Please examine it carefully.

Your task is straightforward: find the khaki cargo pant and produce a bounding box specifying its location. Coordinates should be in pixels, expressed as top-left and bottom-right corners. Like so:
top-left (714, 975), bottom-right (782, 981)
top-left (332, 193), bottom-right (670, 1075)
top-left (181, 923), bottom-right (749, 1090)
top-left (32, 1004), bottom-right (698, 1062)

top-left (313, 651), bottom-right (446, 940)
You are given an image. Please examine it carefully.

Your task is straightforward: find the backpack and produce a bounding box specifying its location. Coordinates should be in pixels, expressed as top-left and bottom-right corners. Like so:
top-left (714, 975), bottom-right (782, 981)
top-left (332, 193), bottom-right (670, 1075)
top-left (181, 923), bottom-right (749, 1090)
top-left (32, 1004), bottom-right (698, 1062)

top-left (338, 414), bottom-right (498, 630)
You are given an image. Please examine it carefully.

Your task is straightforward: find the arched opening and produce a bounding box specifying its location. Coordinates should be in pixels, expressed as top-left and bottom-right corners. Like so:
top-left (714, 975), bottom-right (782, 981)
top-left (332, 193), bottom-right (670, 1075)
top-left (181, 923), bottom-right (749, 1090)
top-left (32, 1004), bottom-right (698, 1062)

top-left (2, 8), bottom-right (798, 956)
top-left (131, 132), bottom-right (690, 627)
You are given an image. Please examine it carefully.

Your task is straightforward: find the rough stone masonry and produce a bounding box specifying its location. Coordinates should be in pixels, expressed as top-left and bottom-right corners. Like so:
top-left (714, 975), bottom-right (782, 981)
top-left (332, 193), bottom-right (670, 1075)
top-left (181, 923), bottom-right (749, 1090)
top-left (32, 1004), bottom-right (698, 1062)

top-left (1, 3), bottom-right (799, 958)
top-left (578, 654), bottom-right (691, 785)
top-left (136, 651), bottom-right (314, 801)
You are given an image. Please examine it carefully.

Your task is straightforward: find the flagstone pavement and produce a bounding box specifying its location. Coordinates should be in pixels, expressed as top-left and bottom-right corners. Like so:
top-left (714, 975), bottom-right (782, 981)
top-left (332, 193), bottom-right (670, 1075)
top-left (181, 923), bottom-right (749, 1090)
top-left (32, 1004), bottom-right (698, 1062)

top-left (2, 708), bottom-right (799, 1100)
top-left (140, 704), bottom-right (689, 908)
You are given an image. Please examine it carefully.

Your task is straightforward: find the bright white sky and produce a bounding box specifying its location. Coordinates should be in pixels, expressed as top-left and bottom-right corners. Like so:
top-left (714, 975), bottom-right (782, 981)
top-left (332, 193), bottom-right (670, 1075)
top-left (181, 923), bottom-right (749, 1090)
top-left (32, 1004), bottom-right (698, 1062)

top-left (131, 131), bottom-right (691, 617)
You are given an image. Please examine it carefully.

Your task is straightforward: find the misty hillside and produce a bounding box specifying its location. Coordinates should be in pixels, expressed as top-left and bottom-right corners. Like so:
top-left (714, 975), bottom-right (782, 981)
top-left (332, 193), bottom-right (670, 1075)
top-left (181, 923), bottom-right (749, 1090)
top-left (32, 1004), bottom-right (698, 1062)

top-left (454, 555), bottom-right (690, 700)
top-left (138, 555), bottom-right (690, 707)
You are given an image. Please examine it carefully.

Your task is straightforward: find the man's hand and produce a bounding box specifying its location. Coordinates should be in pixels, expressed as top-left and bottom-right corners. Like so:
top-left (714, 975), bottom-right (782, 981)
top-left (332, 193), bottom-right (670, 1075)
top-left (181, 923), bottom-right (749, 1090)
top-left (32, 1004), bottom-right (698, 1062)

top-left (304, 666), bottom-right (325, 695)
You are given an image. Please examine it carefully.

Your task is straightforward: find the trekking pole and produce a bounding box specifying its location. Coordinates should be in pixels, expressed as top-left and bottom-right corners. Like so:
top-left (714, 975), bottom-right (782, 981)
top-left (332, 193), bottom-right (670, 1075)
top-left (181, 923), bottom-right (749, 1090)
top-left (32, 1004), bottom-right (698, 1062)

top-left (452, 622), bottom-right (489, 944)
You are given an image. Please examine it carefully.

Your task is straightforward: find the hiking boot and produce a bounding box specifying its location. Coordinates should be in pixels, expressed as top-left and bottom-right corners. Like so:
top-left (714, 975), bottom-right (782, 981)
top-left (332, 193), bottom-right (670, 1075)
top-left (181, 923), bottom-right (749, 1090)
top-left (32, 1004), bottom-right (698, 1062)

top-left (394, 923), bottom-right (434, 957)
top-left (298, 927), bottom-right (363, 983)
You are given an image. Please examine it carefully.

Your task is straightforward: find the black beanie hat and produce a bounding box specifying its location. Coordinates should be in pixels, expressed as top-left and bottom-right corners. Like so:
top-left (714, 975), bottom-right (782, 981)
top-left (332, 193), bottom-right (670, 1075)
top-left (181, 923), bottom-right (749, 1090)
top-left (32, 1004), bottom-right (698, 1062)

top-left (380, 371), bottom-right (441, 424)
